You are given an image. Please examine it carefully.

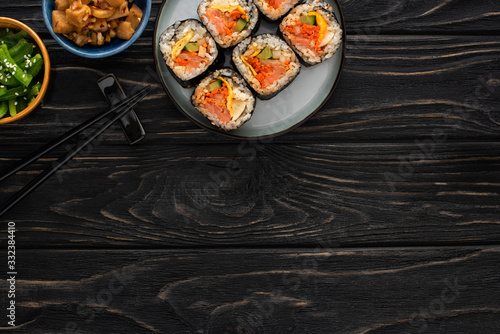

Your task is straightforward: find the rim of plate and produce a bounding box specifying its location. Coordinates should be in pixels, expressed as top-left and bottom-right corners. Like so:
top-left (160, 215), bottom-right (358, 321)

top-left (153, 0), bottom-right (346, 140)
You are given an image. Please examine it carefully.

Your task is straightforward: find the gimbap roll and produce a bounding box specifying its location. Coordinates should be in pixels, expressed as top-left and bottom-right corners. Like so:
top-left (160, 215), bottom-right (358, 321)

top-left (159, 19), bottom-right (224, 88)
top-left (198, 0), bottom-right (259, 48)
top-left (232, 34), bottom-right (301, 100)
top-left (280, 0), bottom-right (342, 66)
top-left (192, 68), bottom-right (256, 131)
top-left (252, 0), bottom-right (301, 21)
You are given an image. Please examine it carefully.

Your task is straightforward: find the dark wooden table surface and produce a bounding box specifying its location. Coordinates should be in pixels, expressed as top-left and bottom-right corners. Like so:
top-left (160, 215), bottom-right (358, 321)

top-left (1, 0), bottom-right (500, 333)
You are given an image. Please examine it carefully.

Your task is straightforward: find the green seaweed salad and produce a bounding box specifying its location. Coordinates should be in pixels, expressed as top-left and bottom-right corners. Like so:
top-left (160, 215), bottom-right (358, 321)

top-left (0, 27), bottom-right (44, 120)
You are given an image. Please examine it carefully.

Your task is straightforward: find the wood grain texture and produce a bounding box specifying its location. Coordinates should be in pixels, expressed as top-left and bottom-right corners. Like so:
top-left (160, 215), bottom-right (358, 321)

top-left (1, 142), bottom-right (499, 248)
top-left (1, 247), bottom-right (499, 333)
top-left (1, 1), bottom-right (499, 333)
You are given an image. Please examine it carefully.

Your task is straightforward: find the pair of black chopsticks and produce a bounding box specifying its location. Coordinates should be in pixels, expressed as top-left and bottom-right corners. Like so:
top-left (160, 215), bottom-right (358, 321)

top-left (0, 85), bottom-right (151, 217)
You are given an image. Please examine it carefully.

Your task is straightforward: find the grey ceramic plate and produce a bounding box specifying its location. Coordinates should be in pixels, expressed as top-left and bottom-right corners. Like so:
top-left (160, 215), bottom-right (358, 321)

top-left (153, 0), bottom-right (345, 139)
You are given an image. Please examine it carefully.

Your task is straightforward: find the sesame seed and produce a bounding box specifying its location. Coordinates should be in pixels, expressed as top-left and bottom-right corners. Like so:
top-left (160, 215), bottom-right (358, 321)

top-left (14, 102), bottom-right (17, 106)
top-left (15, 92), bottom-right (19, 96)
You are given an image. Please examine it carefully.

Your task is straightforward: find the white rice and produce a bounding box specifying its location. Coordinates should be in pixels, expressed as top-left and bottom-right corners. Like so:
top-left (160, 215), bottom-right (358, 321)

top-left (198, 0), bottom-right (259, 48)
top-left (232, 34), bottom-right (300, 97)
top-left (159, 19), bottom-right (218, 81)
top-left (280, 0), bottom-right (342, 65)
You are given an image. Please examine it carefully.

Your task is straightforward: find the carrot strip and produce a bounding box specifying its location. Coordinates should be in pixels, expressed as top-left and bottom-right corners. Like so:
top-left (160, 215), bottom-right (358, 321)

top-left (265, 0), bottom-right (281, 9)
top-left (245, 57), bottom-right (275, 88)
top-left (283, 21), bottom-right (322, 52)
top-left (207, 8), bottom-right (246, 36)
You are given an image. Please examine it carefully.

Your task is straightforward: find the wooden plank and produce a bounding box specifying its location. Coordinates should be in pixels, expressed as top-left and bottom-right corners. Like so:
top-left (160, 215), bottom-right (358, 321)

top-left (3, 0), bottom-right (500, 35)
top-left (1, 35), bottom-right (499, 144)
top-left (2, 247), bottom-right (499, 332)
top-left (340, 0), bottom-right (500, 35)
top-left (1, 142), bottom-right (499, 248)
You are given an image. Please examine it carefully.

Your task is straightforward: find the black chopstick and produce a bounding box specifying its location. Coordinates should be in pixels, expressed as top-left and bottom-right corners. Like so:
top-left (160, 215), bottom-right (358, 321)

top-left (0, 86), bottom-right (151, 183)
top-left (0, 85), bottom-right (151, 217)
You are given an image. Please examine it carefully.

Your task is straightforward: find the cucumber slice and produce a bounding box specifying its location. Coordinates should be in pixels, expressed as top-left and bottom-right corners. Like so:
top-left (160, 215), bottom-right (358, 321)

top-left (0, 101), bottom-right (7, 118)
top-left (208, 79), bottom-right (222, 92)
top-left (300, 15), bottom-right (316, 25)
top-left (184, 42), bottom-right (199, 52)
top-left (257, 47), bottom-right (273, 60)
top-left (234, 18), bottom-right (247, 32)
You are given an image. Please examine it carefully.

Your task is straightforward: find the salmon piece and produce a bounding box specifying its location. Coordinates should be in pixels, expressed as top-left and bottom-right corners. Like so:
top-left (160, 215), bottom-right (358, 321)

top-left (204, 84), bottom-right (231, 124)
top-left (174, 51), bottom-right (207, 71)
top-left (206, 100), bottom-right (231, 124)
top-left (292, 37), bottom-right (318, 53)
top-left (205, 7), bottom-right (244, 35)
top-left (292, 37), bottom-right (313, 47)
top-left (284, 22), bottom-right (322, 55)
top-left (246, 57), bottom-right (288, 88)
top-left (205, 8), bottom-right (226, 34)
top-left (258, 59), bottom-right (287, 88)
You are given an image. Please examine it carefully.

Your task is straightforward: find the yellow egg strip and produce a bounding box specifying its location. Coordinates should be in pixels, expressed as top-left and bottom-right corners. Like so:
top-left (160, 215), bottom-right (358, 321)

top-left (217, 76), bottom-right (234, 117)
top-left (212, 5), bottom-right (246, 15)
top-left (308, 12), bottom-right (328, 43)
top-left (172, 31), bottom-right (195, 60)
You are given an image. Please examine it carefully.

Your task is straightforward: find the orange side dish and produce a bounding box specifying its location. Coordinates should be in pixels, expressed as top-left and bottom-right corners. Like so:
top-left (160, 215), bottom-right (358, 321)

top-left (51, 0), bottom-right (143, 47)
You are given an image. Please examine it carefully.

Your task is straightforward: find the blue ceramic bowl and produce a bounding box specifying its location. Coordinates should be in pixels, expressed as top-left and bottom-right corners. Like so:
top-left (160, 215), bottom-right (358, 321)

top-left (42, 0), bottom-right (151, 58)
